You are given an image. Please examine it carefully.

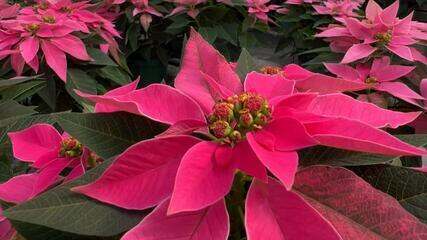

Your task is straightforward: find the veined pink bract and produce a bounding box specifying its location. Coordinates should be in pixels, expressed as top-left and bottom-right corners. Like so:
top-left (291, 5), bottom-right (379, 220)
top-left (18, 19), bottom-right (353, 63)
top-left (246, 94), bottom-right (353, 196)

top-left (316, 0), bottom-right (427, 64)
top-left (74, 29), bottom-right (426, 239)
top-left (0, 124), bottom-right (101, 205)
top-left (0, 0), bottom-right (120, 81)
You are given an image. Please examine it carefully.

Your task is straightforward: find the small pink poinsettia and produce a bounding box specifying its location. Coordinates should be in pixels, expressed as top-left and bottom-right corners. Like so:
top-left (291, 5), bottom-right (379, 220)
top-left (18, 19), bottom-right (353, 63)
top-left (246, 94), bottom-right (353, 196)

top-left (324, 56), bottom-right (424, 106)
top-left (167, 0), bottom-right (207, 19)
top-left (316, 0), bottom-right (427, 64)
top-left (0, 124), bottom-right (100, 205)
top-left (73, 30), bottom-right (426, 239)
top-left (0, 0), bottom-right (121, 80)
top-left (312, 0), bottom-right (361, 22)
top-left (131, 0), bottom-right (163, 32)
top-left (246, 0), bottom-right (288, 23)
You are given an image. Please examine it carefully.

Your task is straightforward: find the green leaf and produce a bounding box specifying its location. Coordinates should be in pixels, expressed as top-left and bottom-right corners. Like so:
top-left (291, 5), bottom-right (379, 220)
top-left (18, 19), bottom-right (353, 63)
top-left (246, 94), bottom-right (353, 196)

top-left (0, 114), bottom-right (55, 143)
top-left (0, 81), bottom-right (46, 102)
top-left (297, 47), bottom-right (331, 56)
top-left (236, 48), bottom-right (258, 81)
top-left (126, 23), bottom-right (140, 51)
top-left (66, 68), bottom-right (98, 105)
top-left (11, 220), bottom-right (118, 240)
top-left (198, 27), bottom-right (218, 44)
top-left (165, 15), bottom-right (191, 35)
top-left (87, 48), bottom-right (117, 66)
top-left (215, 24), bottom-right (239, 46)
top-left (0, 155), bottom-right (12, 182)
top-left (302, 52), bottom-right (341, 66)
top-left (99, 66), bottom-right (132, 85)
top-left (0, 100), bottom-right (37, 121)
top-left (299, 134), bottom-right (427, 166)
top-left (0, 75), bottom-right (42, 88)
top-left (4, 159), bottom-right (148, 237)
top-left (351, 165), bottom-right (427, 223)
top-left (55, 112), bottom-right (166, 159)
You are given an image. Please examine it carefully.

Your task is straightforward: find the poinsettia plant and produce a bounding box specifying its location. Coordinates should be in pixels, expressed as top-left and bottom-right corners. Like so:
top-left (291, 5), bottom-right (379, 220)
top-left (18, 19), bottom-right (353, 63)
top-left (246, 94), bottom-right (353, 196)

top-left (0, 0), bottom-right (426, 240)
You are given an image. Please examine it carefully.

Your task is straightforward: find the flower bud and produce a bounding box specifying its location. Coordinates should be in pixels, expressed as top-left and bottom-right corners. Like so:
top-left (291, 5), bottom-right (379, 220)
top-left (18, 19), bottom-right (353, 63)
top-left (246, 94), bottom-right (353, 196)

top-left (254, 113), bottom-right (269, 126)
top-left (210, 120), bottom-right (232, 139)
top-left (260, 66), bottom-right (283, 75)
top-left (213, 102), bottom-right (234, 121)
top-left (239, 109), bottom-right (253, 127)
top-left (244, 94), bottom-right (264, 113)
top-left (365, 76), bottom-right (378, 86)
top-left (229, 131), bottom-right (242, 141)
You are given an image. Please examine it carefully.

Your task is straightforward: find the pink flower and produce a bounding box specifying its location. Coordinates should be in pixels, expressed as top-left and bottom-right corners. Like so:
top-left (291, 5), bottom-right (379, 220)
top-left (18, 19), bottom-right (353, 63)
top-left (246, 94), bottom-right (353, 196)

top-left (324, 56), bottom-right (424, 106)
top-left (0, 0), bottom-right (121, 80)
top-left (285, 0), bottom-right (321, 5)
top-left (131, 0), bottom-right (163, 31)
top-left (167, 0), bottom-right (207, 19)
top-left (74, 30), bottom-right (426, 239)
top-left (0, 0), bottom-right (19, 20)
top-left (246, 0), bottom-right (287, 23)
top-left (312, 0), bottom-right (361, 22)
top-left (316, 0), bottom-right (427, 64)
top-left (0, 124), bottom-right (100, 204)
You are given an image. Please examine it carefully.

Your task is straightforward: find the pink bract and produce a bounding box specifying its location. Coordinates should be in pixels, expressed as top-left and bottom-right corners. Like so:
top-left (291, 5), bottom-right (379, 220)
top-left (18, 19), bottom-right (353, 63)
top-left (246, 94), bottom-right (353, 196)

top-left (74, 29), bottom-right (426, 239)
top-left (0, 0), bottom-right (120, 81)
top-left (0, 124), bottom-right (98, 204)
top-left (324, 56), bottom-right (424, 106)
top-left (316, 0), bottom-right (427, 64)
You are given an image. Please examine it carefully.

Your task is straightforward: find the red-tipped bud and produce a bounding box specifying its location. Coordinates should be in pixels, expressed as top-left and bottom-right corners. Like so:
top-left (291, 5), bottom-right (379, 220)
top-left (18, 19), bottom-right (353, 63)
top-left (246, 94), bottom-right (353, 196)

top-left (239, 109), bottom-right (253, 127)
top-left (212, 102), bottom-right (234, 121)
top-left (210, 121), bottom-right (232, 139)
top-left (260, 66), bottom-right (283, 75)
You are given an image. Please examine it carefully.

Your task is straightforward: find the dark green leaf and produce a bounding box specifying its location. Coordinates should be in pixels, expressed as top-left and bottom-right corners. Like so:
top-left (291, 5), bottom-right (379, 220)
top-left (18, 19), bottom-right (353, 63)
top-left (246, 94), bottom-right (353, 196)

top-left (66, 68), bottom-right (97, 106)
top-left (351, 165), bottom-right (427, 223)
top-left (0, 155), bottom-right (12, 183)
top-left (297, 47), bottom-right (331, 56)
top-left (198, 27), bottom-right (218, 44)
top-left (55, 112), bottom-right (166, 159)
top-left (0, 81), bottom-right (46, 102)
top-left (236, 48), bottom-right (258, 80)
top-left (0, 75), bottom-right (42, 88)
top-left (299, 134), bottom-right (427, 166)
top-left (11, 220), bottom-right (119, 240)
top-left (87, 48), bottom-right (117, 66)
top-left (4, 159), bottom-right (148, 237)
top-left (126, 23), bottom-right (140, 51)
top-left (0, 114), bottom-right (55, 143)
top-left (99, 66), bottom-right (132, 86)
top-left (0, 100), bottom-right (37, 121)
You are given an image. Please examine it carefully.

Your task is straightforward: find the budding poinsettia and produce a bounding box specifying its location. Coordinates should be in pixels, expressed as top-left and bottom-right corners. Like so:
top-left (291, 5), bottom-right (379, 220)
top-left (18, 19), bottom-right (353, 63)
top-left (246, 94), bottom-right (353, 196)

top-left (59, 137), bottom-right (83, 158)
top-left (75, 29), bottom-right (426, 240)
top-left (0, 124), bottom-right (101, 205)
top-left (259, 66), bottom-right (283, 75)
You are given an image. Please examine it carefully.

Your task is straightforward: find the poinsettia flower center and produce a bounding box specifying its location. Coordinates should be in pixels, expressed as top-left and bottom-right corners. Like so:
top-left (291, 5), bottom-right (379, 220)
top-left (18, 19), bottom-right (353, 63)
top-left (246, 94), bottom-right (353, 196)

top-left (24, 23), bottom-right (40, 34)
top-left (208, 92), bottom-right (271, 146)
top-left (260, 66), bottom-right (283, 75)
top-left (365, 76), bottom-right (378, 86)
top-left (42, 15), bottom-right (56, 24)
top-left (375, 31), bottom-right (392, 46)
top-left (59, 137), bottom-right (83, 158)
top-left (35, 2), bottom-right (49, 10)
top-left (61, 6), bottom-right (72, 13)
